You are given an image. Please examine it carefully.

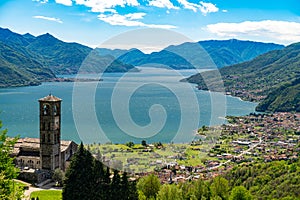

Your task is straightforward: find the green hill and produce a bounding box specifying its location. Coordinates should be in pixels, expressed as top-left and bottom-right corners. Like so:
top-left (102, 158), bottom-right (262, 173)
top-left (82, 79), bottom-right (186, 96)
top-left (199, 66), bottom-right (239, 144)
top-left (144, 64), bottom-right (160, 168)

top-left (225, 160), bottom-right (300, 199)
top-left (0, 41), bottom-right (55, 87)
top-left (256, 79), bottom-right (300, 112)
top-left (26, 33), bottom-right (92, 74)
top-left (185, 42), bottom-right (300, 112)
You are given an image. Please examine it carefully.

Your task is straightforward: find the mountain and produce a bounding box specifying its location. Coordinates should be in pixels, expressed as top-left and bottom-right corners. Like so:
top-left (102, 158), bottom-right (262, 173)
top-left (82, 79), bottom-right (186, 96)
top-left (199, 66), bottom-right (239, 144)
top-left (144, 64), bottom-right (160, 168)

top-left (184, 42), bottom-right (300, 112)
top-left (0, 28), bottom-right (136, 87)
top-left (0, 41), bottom-right (55, 87)
top-left (256, 79), bottom-right (300, 112)
top-left (114, 39), bottom-right (284, 69)
top-left (26, 33), bottom-right (92, 74)
top-left (25, 33), bottom-right (136, 74)
top-left (198, 39), bottom-right (284, 68)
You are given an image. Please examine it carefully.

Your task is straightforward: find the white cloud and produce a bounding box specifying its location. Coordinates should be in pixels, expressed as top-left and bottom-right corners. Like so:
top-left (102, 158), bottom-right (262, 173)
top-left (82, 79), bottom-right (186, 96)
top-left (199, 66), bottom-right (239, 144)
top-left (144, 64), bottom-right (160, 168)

top-left (125, 13), bottom-right (146, 20)
top-left (33, 0), bottom-right (48, 4)
top-left (199, 1), bottom-right (218, 16)
top-left (206, 20), bottom-right (300, 44)
top-left (55, 0), bottom-right (72, 6)
top-left (222, 9), bottom-right (228, 13)
top-left (149, 0), bottom-right (179, 10)
top-left (33, 15), bottom-right (63, 23)
top-left (177, 0), bottom-right (219, 15)
top-left (74, 0), bottom-right (139, 13)
top-left (177, 0), bottom-right (198, 12)
top-left (98, 13), bottom-right (176, 29)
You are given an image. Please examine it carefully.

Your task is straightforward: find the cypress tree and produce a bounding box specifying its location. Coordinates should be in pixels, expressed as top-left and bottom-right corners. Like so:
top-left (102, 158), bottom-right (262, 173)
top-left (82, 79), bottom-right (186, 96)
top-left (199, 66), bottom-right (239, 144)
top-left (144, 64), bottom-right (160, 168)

top-left (62, 142), bottom-right (94, 200)
top-left (111, 170), bottom-right (121, 200)
top-left (120, 171), bottom-right (129, 200)
top-left (92, 159), bottom-right (105, 200)
top-left (128, 180), bottom-right (138, 200)
top-left (102, 166), bottom-right (111, 200)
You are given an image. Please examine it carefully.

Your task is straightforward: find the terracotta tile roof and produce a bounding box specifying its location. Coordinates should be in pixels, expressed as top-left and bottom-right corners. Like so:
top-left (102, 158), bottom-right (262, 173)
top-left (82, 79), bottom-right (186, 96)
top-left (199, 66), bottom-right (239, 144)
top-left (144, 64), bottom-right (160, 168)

top-left (38, 94), bottom-right (62, 102)
top-left (13, 137), bottom-right (74, 155)
top-left (61, 140), bottom-right (73, 152)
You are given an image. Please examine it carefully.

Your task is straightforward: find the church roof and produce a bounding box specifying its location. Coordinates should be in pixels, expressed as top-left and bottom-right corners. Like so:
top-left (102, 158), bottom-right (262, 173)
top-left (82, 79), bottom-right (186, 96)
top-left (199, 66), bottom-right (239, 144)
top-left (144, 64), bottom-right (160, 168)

top-left (39, 94), bottom-right (62, 102)
top-left (13, 137), bottom-right (76, 156)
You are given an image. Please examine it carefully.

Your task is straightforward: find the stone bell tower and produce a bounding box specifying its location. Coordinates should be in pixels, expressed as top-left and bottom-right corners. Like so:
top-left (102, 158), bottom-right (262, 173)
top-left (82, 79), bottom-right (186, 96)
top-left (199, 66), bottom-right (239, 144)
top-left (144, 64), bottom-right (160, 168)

top-left (39, 94), bottom-right (62, 171)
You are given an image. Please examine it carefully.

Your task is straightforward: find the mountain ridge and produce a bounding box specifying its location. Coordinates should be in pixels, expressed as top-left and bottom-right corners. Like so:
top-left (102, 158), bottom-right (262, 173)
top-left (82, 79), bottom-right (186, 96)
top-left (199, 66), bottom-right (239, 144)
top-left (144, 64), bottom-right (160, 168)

top-left (0, 28), bottom-right (136, 87)
top-left (184, 42), bottom-right (300, 112)
top-left (0, 27), bottom-right (286, 88)
top-left (113, 39), bottom-right (284, 69)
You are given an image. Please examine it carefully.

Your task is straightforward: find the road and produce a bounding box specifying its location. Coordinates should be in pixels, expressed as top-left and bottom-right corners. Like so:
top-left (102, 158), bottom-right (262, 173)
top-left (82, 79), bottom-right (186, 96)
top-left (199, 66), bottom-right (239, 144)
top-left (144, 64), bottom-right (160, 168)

top-left (206, 137), bottom-right (263, 171)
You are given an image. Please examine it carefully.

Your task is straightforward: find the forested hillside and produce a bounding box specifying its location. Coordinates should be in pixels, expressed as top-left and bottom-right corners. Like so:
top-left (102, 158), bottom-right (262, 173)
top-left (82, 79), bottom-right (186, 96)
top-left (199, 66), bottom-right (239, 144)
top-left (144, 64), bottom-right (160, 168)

top-left (115, 39), bottom-right (284, 69)
top-left (0, 28), bottom-right (135, 87)
top-left (185, 42), bottom-right (300, 112)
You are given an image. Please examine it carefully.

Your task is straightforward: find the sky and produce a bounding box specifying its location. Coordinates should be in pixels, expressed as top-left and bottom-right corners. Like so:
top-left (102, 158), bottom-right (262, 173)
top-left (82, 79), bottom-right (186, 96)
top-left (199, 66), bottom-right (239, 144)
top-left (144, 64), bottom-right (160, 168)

top-left (0, 0), bottom-right (300, 51)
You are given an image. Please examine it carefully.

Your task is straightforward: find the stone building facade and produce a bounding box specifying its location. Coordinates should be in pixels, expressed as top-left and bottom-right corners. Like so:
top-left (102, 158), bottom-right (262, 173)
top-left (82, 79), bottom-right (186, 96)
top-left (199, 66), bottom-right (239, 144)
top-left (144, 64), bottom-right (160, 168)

top-left (12, 94), bottom-right (78, 182)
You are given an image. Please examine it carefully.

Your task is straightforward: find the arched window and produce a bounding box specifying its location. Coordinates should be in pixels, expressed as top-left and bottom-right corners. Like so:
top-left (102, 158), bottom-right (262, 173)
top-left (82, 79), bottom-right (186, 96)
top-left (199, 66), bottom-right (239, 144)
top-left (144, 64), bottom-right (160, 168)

top-left (53, 105), bottom-right (57, 115)
top-left (43, 104), bottom-right (50, 116)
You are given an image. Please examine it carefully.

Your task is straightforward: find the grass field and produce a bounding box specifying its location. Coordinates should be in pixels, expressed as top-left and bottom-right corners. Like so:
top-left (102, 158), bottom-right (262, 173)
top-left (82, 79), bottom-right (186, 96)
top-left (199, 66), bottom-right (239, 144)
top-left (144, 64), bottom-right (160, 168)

top-left (86, 142), bottom-right (218, 173)
top-left (30, 190), bottom-right (62, 200)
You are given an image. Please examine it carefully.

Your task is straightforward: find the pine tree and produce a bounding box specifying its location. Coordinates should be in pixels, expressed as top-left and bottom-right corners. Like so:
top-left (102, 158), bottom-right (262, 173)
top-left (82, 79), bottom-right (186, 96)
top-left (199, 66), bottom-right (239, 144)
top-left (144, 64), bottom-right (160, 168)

top-left (111, 170), bottom-right (121, 200)
top-left (120, 171), bottom-right (129, 200)
top-left (92, 159), bottom-right (105, 200)
top-left (102, 166), bottom-right (111, 200)
top-left (62, 142), bottom-right (94, 200)
top-left (128, 180), bottom-right (138, 200)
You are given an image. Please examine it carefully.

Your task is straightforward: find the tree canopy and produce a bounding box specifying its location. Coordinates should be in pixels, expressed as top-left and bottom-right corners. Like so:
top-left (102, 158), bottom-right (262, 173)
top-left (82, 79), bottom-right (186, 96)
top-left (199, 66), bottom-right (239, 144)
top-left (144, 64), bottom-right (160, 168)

top-left (0, 120), bottom-right (23, 200)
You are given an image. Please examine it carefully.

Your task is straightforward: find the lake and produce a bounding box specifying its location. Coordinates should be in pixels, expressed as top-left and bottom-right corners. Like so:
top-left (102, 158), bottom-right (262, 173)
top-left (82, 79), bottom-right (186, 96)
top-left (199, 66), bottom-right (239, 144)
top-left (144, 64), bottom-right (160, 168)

top-left (0, 67), bottom-right (257, 144)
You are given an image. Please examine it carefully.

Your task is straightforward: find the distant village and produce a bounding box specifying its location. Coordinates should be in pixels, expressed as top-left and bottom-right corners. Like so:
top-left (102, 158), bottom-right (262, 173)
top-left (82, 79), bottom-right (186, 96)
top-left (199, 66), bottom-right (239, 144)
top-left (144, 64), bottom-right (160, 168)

top-left (90, 112), bottom-right (300, 184)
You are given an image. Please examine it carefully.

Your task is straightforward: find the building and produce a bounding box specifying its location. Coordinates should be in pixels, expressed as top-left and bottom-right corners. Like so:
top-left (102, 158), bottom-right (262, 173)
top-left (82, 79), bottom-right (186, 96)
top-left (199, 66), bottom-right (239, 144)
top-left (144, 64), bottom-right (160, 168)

top-left (12, 94), bottom-right (78, 182)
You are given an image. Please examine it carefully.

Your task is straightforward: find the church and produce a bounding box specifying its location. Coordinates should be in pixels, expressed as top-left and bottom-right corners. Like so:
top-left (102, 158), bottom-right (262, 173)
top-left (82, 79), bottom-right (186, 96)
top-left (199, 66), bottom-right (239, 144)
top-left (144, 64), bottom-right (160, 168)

top-left (11, 94), bottom-right (78, 182)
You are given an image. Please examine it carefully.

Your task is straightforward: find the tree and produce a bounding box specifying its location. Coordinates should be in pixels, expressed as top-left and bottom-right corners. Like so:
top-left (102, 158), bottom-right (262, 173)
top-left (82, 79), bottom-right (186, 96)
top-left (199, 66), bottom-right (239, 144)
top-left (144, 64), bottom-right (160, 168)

top-left (229, 186), bottom-right (252, 200)
top-left (120, 171), bottom-right (129, 200)
top-left (193, 178), bottom-right (211, 200)
top-left (62, 142), bottom-right (94, 200)
top-left (128, 180), bottom-right (138, 200)
top-left (111, 170), bottom-right (121, 200)
top-left (137, 174), bottom-right (161, 199)
top-left (125, 141), bottom-right (134, 148)
top-left (0, 120), bottom-right (24, 200)
top-left (141, 140), bottom-right (147, 147)
top-left (211, 176), bottom-right (229, 200)
top-left (91, 159), bottom-right (105, 200)
top-left (157, 184), bottom-right (183, 200)
top-left (52, 169), bottom-right (65, 187)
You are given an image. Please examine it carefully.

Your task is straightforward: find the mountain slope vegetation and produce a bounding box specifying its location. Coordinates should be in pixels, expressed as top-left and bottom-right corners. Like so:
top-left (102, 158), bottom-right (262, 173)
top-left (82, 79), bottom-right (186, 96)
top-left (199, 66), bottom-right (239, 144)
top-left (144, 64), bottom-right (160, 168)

top-left (185, 42), bottom-right (300, 112)
top-left (0, 28), bottom-right (135, 87)
top-left (225, 160), bottom-right (300, 199)
top-left (116, 39), bottom-right (283, 69)
top-left (256, 78), bottom-right (300, 112)
top-left (0, 41), bottom-right (55, 87)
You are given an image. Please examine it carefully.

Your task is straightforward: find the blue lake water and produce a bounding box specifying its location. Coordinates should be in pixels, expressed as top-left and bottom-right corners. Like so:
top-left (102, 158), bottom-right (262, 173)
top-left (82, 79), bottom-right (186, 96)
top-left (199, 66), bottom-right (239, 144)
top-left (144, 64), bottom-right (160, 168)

top-left (0, 67), bottom-right (257, 144)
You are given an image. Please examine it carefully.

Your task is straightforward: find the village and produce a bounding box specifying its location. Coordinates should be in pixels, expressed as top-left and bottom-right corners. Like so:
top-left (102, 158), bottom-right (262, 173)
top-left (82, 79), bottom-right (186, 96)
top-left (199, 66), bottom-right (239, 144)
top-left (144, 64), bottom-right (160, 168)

top-left (88, 112), bottom-right (300, 183)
